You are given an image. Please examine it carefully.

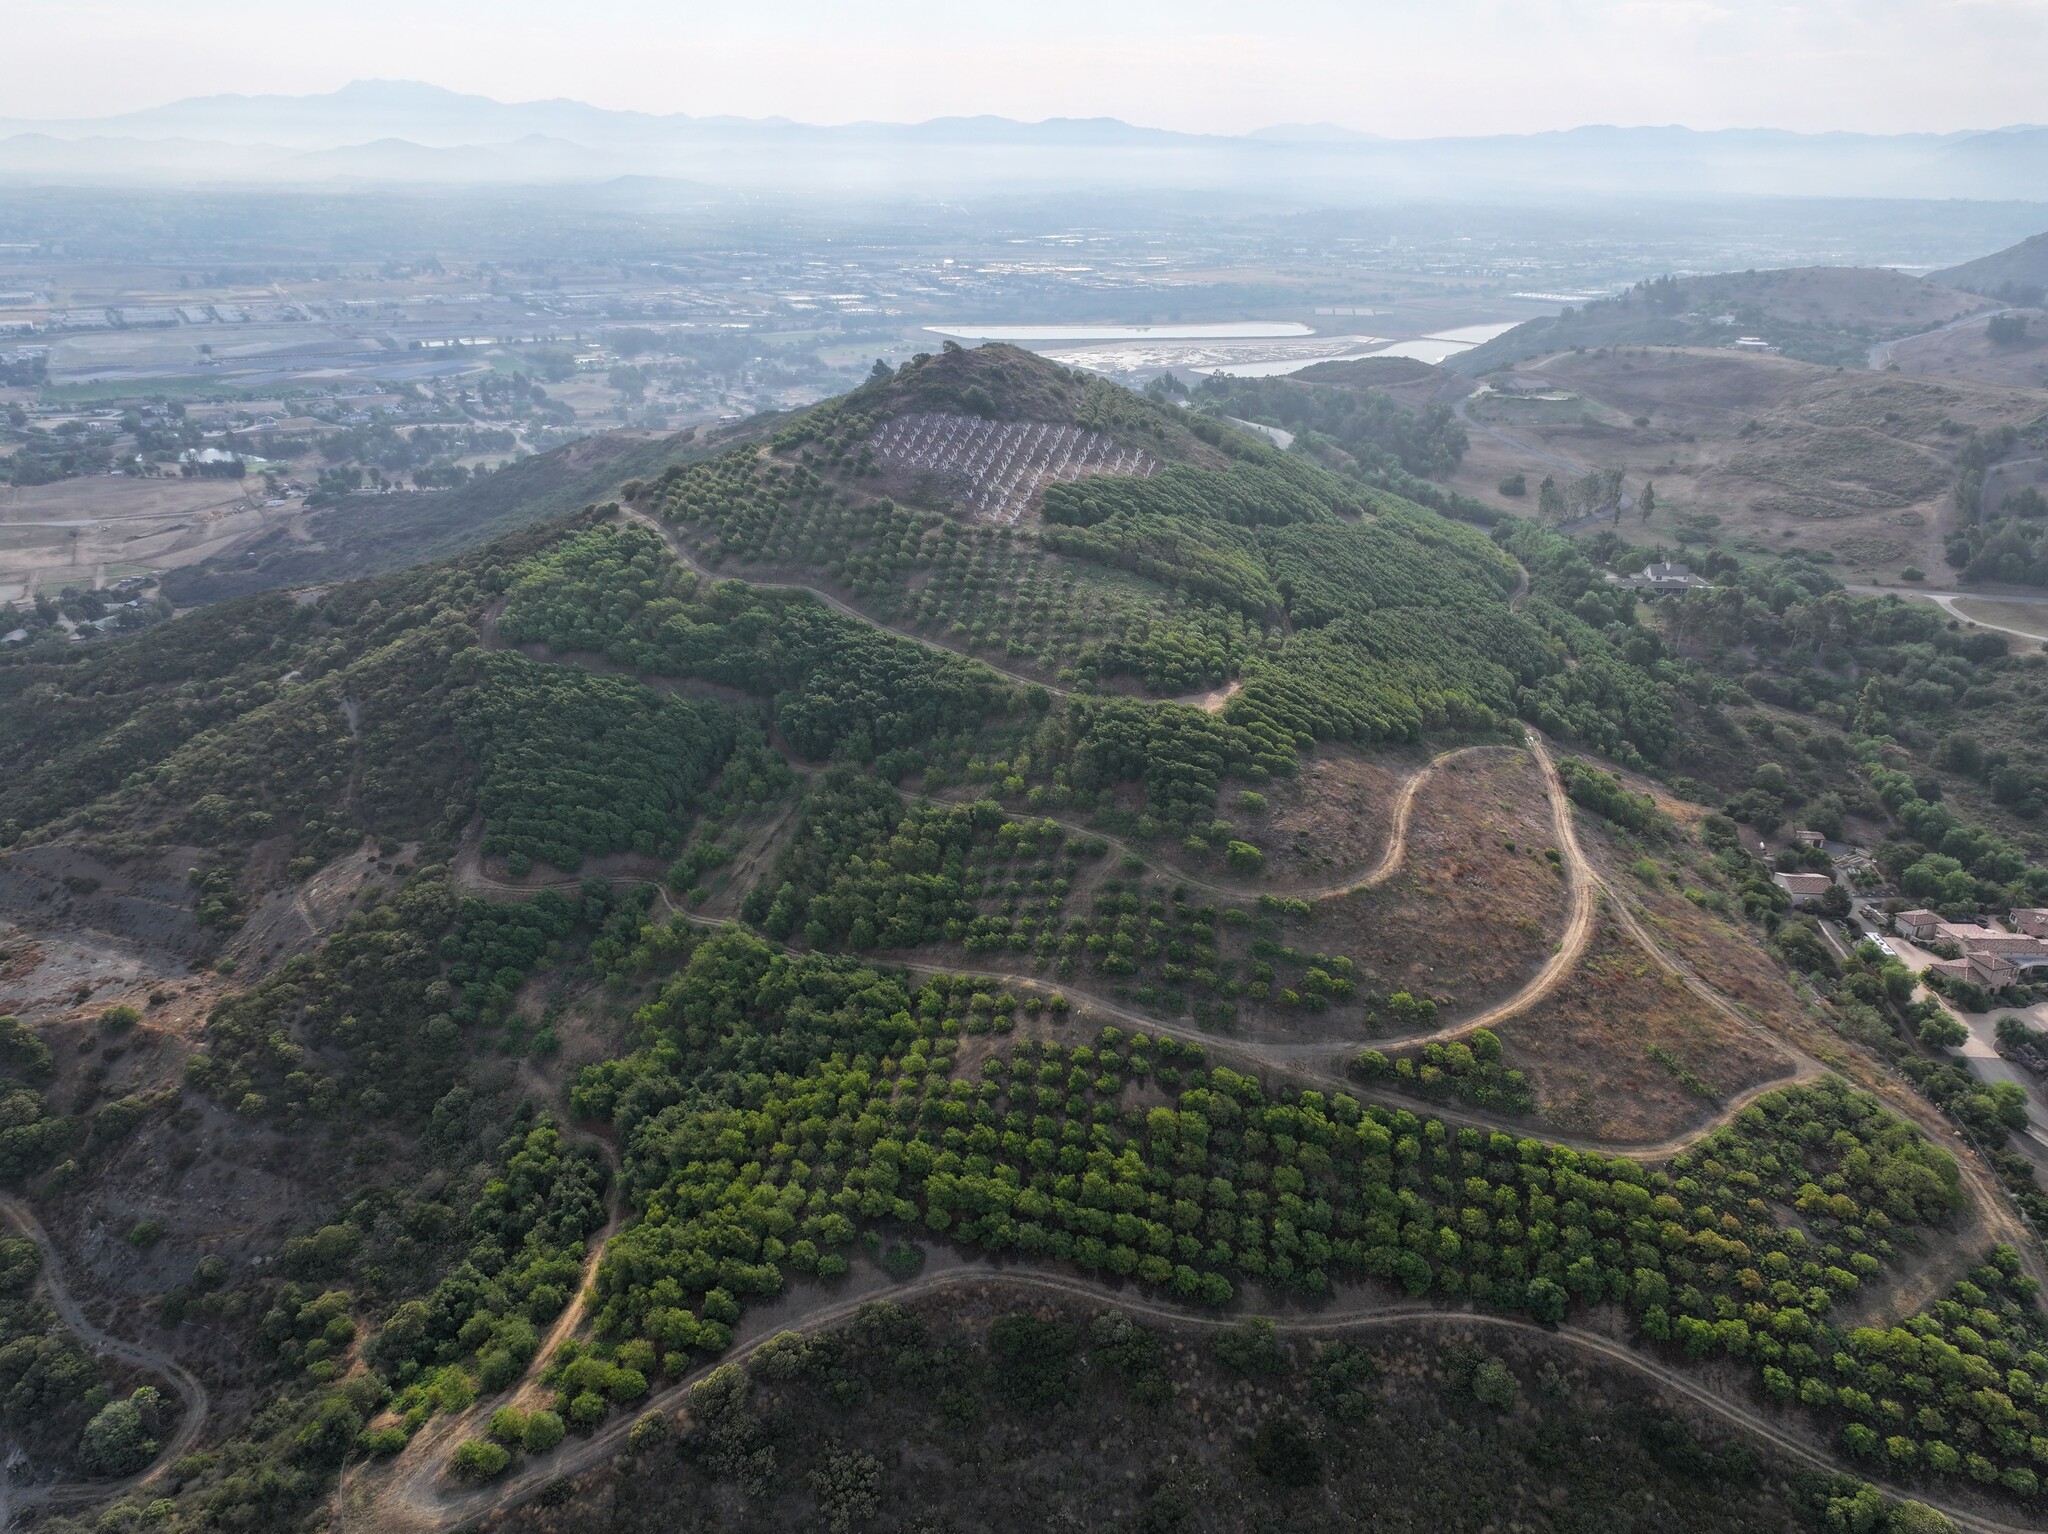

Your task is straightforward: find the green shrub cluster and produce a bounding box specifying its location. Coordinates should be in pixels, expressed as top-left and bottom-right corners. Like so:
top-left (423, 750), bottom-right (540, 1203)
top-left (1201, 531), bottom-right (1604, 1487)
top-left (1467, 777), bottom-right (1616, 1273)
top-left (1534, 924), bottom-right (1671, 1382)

top-left (370, 1118), bottom-right (608, 1420)
top-left (1557, 758), bottom-right (1666, 835)
top-left (1041, 457), bottom-right (1359, 531)
top-left (1191, 374), bottom-right (1471, 479)
top-left (0, 1235), bottom-right (109, 1473)
top-left (192, 873), bottom-right (661, 1120)
top-left (1354, 1030), bottom-right (1534, 1114)
top-left (1866, 761), bottom-right (2048, 910)
top-left (0, 1016), bottom-right (72, 1185)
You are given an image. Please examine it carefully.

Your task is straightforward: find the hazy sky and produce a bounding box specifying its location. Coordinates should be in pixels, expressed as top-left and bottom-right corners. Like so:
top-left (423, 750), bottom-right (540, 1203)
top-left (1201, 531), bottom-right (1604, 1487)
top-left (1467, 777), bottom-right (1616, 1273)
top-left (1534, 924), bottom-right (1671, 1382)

top-left (4, 0), bottom-right (2046, 134)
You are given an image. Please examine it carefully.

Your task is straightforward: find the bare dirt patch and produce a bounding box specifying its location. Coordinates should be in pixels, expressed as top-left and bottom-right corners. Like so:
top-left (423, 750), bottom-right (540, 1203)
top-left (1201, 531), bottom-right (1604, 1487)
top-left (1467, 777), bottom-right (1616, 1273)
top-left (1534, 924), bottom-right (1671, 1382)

top-left (0, 475), bottom-right (295, 605)
top-left (1888, 307), bottom-right (2048, 389)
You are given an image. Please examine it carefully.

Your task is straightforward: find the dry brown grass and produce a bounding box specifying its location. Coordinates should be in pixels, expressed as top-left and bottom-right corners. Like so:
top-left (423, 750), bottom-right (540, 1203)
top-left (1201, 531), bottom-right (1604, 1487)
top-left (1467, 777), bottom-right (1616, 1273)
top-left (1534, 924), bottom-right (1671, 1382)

top-left (1888, 307), bottom-right (2048, 389)
top-left (1492, 915), bottom-right (1797, 1145)
top-left (1952, 596), bottom-right (2048, 646)
top-left (1227, 742), bottom-right (1414, 885)
top-left (1445, 347), bottom-right (2048, 583)
top-left (1312, 750), bottom-right (1569, 1033)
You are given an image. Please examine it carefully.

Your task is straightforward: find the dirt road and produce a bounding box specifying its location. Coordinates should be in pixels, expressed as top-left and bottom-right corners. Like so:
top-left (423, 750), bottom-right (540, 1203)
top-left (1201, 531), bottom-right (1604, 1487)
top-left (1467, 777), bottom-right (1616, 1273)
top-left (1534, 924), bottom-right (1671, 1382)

top-left (0, 1196), bottom-right (208, 1513)
top-left (1450, 390), bottom-right (1593, 479)
top-left (620, 504), bottom-right (1260, 713)
top-left (1841, 582), bottom-right (2048, 648)
top-left (342, 1256), bottom-right (2042, 1534)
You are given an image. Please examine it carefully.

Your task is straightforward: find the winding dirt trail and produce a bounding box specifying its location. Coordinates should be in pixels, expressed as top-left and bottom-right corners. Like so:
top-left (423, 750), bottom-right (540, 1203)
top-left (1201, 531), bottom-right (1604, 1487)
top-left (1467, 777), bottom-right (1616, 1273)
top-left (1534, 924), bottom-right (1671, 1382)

top-left (441, 732), bottom-right (1792, 1165)
top-left (342, 1258), bottom-right (2042, 1534)
top-left (0, 1196), bottom-right (208, 1513)
top-left (928, 741), bottom-right (1490, 902)
top-left (414, 628), bottom-right (2042, 1527)
top-left (619, 504), bottom-right (1245, 712)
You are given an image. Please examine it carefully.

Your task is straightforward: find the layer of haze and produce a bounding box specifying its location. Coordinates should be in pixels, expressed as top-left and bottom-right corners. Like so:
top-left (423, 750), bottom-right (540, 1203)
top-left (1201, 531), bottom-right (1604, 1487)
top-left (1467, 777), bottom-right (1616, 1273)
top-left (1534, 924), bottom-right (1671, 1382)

top-left (5, 0), bottom-right (2046, 136)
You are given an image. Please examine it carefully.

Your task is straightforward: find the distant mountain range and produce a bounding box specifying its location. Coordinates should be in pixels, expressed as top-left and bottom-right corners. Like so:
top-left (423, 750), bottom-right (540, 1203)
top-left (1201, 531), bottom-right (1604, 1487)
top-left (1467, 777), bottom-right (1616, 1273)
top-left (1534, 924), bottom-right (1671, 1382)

top-left (0, 80), bottom-right (2044, 200)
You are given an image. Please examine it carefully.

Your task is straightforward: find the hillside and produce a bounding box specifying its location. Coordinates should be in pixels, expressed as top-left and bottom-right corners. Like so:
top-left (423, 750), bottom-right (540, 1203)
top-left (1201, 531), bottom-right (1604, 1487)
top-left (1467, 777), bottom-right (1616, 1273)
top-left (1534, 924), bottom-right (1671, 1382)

top-left (156, 429), bottom-right (682, 607)
top-left (3, 343), bottom-right (2048, 1534)
top-left (1423, 344), bottom-right (2048, 584)
top-left (1932, 230), bottom-right (2048, 304)
top-left (1453, 267), bottom-right (1988, 372)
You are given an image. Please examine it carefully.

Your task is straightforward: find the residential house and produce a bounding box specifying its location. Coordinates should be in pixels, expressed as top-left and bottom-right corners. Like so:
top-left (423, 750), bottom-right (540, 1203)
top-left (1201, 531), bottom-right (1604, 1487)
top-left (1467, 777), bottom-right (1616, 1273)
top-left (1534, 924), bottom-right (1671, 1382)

top-left (1792, 830), bottom-right (1826, 849)
top-left (1619, 562), bottom-right (1711, 595)
top-left (1895, 909), bottom-right (1943, 942)
top-left (1927, 922), bottom-right (2048, 989)
top-left (1773, 872), bottom-right (1836, 907)
top-left (2013, 909), bottom-right (2048, 940)
top-left (1931, 952), bottom-right (2020, 992)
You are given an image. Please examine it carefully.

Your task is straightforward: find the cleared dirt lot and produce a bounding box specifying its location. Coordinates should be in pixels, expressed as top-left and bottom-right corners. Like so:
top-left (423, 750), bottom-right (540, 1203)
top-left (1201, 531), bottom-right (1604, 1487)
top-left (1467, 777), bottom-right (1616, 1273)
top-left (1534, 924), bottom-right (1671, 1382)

top-left (0, 475), bottom-right (290, 602)
top-left (1491, 913), bottom-right (1798, 1145)
top-left (1315, 749), bottom-right (1571, 1032)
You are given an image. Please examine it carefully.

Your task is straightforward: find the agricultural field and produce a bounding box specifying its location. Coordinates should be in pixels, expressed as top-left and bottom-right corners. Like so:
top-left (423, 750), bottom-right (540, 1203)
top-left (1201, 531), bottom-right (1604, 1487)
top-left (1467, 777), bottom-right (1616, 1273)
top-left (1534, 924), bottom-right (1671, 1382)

top-left (10, 338), bottom-right (2048, 1534)
top-left (869, 412), bottom-right (1160, 524)
top-left (0, 473), bottom-right (280, 604)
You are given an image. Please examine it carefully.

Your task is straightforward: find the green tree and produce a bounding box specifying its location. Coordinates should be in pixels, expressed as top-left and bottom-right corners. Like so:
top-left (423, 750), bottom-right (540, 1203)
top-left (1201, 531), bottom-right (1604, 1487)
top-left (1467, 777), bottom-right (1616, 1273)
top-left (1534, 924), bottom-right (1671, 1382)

top-left (1471, 1358), bottom-right (1518, 1409)
top-left (1212, 1317), bottom-right (1286, 1376)
top-left (79, 1387), bottom-right (162, 1477)
top-left (451, 1438), bottom-right (512, 1479)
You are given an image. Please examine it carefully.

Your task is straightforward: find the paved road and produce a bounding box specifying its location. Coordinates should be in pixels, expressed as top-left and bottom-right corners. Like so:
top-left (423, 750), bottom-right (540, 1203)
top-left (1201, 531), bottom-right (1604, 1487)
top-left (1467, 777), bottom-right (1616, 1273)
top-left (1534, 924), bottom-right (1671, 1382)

top-left (1853, 903), bottom-right (2048, 1152)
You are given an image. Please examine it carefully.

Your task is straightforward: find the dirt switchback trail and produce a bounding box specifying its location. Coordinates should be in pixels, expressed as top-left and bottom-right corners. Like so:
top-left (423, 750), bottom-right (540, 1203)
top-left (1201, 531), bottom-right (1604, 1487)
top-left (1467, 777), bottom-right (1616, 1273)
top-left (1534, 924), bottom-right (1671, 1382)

top-left (343, 1260), bottom-right (2042, 1534)
top-left (0, 1196), bottom-right (209, 1511)
top-left (620, 504), bottom-right (1075, 699)
top-left (405, 727), bottom-right (2048, 1528)
top-left (445, 733), bottom-right (1769, 1163)
top-left (620, 503), bottom-right (1265, 712)
top-left (928, 742), bottom-right (1493, 903)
